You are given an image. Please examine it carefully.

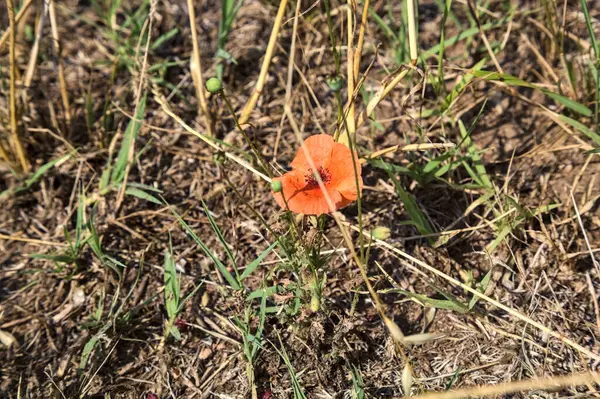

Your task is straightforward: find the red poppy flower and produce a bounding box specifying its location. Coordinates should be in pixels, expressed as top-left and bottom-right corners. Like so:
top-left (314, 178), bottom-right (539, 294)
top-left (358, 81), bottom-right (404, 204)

top-left (272, 134), bottom-right (363, 215)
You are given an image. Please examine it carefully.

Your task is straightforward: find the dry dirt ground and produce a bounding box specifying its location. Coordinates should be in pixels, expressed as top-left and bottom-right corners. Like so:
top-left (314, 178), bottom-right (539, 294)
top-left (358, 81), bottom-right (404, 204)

top-left (1, 0), bottom-right (600, 398)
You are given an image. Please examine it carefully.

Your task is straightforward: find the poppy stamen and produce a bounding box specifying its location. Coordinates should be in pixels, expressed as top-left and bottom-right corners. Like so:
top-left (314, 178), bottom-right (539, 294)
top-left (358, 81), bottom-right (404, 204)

top-left (305, 166), bottom-right (331, 187)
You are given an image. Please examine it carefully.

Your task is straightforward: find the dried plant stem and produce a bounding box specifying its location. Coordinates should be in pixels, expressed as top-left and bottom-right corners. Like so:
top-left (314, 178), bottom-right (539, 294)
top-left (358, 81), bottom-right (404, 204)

top-left (238, 0), bottom-right (289, 125)
top-left (0, 0), bottom-right (34, 51)
top-left (357, 226), bottom-right (600, 361)
top-left (0, 144), bottom-right (10, 165)
top-left (187, 0), bottom-right (214, 136)
top-left (155, 91), bottom-right (270, 183)
top-left (339, 0), bottom-right (356, 147)
top-left (24, 2), bottom-right (49, 88)
top-left (466, 0), bottom-right (503, 73)
top-left (0, 233), bottom-right (67, 247)
top-left (406, 0), bottom-right (418, 62)
top-left (273, 0), bottom-right (302, 160)
top-left (361, 142), bottom-right (456, 163)
top-left (352, 0), bottom-right (370, 81)
top-left (355, 66), bottom-right (412, 129)
top-left (48, 0), bottom-right (71, 124)
top-left (6, 0), bottom-right (29, 172)
top-left (403, 372), bottom-right (600, 399)
top-left (345, 0), bottom-right (418, 140)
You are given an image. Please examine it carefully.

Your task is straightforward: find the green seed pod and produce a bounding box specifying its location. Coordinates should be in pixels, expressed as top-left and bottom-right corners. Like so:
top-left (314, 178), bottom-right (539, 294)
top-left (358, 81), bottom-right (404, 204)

top-left (326, 75), bottom-right (344, 92)
top-left (371, 226), bottom-right (391, 240)
top-left (310, 293), bottom-right (321, 312)
top-left (205, 77), bottom-right (222, 94)
top-left (271, 180), bottom-right (283, 193)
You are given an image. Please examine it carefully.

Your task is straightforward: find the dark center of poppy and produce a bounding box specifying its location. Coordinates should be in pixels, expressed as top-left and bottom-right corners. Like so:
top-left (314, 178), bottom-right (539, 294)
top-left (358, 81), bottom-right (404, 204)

top-left (305, 167), bottom-right (332, 187)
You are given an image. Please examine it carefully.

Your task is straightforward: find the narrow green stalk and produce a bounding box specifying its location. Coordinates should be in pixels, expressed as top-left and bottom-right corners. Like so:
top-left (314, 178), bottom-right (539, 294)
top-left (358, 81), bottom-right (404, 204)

top-left (219, 90), bottom-right (272, 178)
top-left (223, 174), bottom-right (294, 258)
top-left (437, 0), bottom-right (453, 92)
top-left (580, 0), bottom-right (600, 130)
top-left (333, 91), bottom-right (344, 141)
top-left (324, 0), bottom-right (341, 74)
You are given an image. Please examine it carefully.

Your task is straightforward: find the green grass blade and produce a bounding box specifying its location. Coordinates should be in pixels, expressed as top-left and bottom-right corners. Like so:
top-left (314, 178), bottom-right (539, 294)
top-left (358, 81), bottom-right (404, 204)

top-left (274, 333), bottom-right (308, 399)
top-left (558, 114), bottom-right (600, 145)
top-left (468, 269), bottom-right (492, 310)
top-left (150, 27), bottom-right (178, 50)
top-left (163, 240), bottom-right (180, 321)
top-left (201, 200), bottom-right (239, 280)
top-left (458, 119), bottom-right (492, 189)
top-left (111, 93), bottom-right (147, 184)
top-left (389, 288), bottom-right (469, 313)
top-left (124, 186), bottom-right (161, 204)
top-left (167, 201), bottom-right (241, 290)
top-left (471, 70), bottom-right (592, 117)
top-left (240, 241), bottom-right (277, 281)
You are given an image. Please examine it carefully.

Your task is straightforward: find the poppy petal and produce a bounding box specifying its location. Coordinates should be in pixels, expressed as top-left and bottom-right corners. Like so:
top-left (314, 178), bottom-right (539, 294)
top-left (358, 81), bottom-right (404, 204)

top-left (272, 171), bottom-right (305, 209)
top-left (328, 142), bottom-right (363, 201)
top-left (290, 134), bottom-right (335, 172)
top-left (286, 186), bottom-right (342, 215)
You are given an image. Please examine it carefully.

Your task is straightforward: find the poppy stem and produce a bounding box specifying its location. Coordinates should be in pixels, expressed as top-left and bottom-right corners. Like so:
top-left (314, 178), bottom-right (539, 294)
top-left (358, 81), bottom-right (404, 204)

top-left (333, 91), bottom-right (344, 142)
top-left (279, 190), bottom-right (300, 239)
top-left (337, 95), bottom-right (366, 264)
top-left (222, 174), bottom-right (294, 260)
top-left (219, 90), bottom-right (273, 179)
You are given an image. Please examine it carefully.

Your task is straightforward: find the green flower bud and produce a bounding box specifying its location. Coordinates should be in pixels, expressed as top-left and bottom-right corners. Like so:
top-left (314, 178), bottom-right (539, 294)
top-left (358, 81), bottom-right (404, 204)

top-left (205, 77), bottom-right (222, 94)
top-left (310, 293), bottom-right (321, 312)
top-left (271, 180), bottom-right (282, 193)
top-left (371, 226), bottom-right (391, 240)
top-left (326, 75), bottom-right (344, 92)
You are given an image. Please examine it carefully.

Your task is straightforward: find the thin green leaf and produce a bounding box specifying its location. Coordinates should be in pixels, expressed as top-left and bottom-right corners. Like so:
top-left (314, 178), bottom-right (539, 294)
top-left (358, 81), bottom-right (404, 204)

top-left (386, 174), bottom-right (435, 241)
top-left (471, 70), bottom-right (592, 117)
top-left (79, 323), bottom-right (111, 369)
top-left (167, 202), bottom-right (240, 290)
top-left (247, 285), bottom-right (282, 300)
top-left (124, 186), bottom-right (161, 204)
top-left (30, 253), bottom-right (78, 264)
top-left (111, 93), bottom-right (147, 184)
top-left (468, 269), bottom-right (492, 310)
top-left (240, 241), bottom-right (278, 281)
top-left (557, 114), bottom-right (600, 146)
top-left (150, 28), bottom-right (178, 50)
top-left (201, 200), bottom-right (239, 280)
top-left (1, 154), bottom-right (71, 199)
top-left (390, 288), bottom-right (469, 313)
top-left (458, 119), bottom-right (492, 189)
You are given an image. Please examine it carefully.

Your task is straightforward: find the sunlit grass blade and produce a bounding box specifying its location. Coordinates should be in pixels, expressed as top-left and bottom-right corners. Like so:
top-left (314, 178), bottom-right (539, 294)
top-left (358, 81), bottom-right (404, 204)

top-left (580, 0), bottom-right (600, 128)
top-left (458, 119), bottom-right (492, 189)
top-left (273, 332), bottom-right (307, 399)
top-left (0, 153), bottom-right (71, 199)
top-left (471, 70), bottom-right (592, 117)
top-left (124, 186), bottom-right (161, 204)
top-left (166, 201), bottom-right (241, 290)
top-left (111, 93), bottom-right (147, 184)
top-left (201, 200), bottom-right (239, 280)
top-left (240, 241), bottom-right (278, 281)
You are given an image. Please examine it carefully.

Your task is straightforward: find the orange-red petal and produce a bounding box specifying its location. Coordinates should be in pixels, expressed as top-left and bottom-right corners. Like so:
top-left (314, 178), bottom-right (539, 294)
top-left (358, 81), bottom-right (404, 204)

top-left (287, 186), bottom-right (342, 215)
top-left (271, 170), bottom-right (343, 215)
top-left (272, 171), bottom-right (304, 210)
top-left (328, 142), bottom-right (363, 201)
top-left (290, 134), bottom-right (335, 173)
